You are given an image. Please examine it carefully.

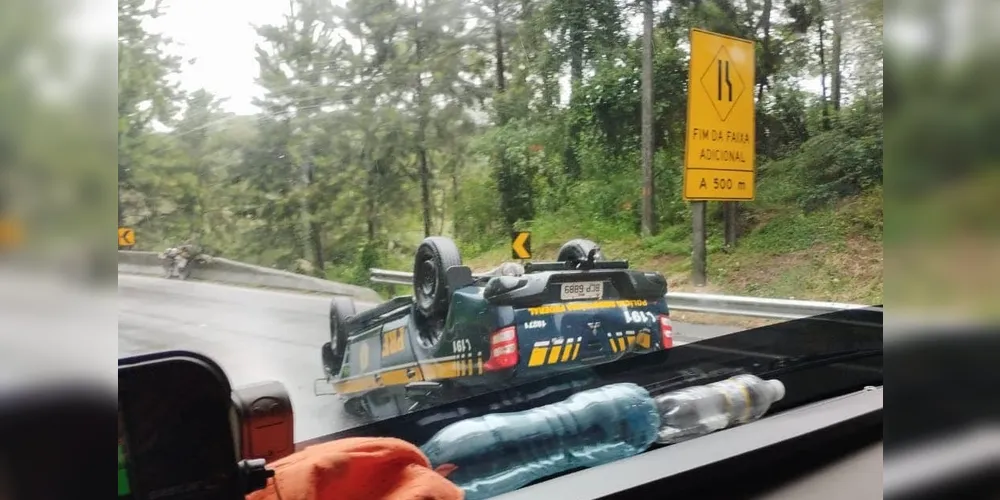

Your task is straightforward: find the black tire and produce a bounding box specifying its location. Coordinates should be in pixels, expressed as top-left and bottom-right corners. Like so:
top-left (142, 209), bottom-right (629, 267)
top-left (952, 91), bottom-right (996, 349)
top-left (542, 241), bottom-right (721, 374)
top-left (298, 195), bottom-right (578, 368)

top-left (328, 296), bottom-right (356, 366)
top-left (557, 239), bottom-right (605, 262)
top-left (412, 237), bottom-right (462, 320)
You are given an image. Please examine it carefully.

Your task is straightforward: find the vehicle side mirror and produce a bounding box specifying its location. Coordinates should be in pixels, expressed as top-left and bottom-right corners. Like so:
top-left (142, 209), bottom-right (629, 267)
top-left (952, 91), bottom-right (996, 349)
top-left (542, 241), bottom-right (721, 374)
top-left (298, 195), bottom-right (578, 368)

top-left (231, 381), bottom-right (294, 463)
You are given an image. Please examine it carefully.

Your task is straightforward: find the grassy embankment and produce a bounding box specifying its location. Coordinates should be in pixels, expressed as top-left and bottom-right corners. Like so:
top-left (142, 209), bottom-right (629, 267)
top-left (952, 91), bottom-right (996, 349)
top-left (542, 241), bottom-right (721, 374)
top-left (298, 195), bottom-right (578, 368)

top-left (340, 185), bottom-right (883, 327)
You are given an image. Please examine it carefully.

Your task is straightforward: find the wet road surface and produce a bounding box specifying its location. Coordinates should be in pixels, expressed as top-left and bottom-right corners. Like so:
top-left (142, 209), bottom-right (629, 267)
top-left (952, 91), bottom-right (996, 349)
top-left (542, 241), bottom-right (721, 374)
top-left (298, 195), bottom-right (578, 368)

top-left (117, 274), bottom-right (740, 441)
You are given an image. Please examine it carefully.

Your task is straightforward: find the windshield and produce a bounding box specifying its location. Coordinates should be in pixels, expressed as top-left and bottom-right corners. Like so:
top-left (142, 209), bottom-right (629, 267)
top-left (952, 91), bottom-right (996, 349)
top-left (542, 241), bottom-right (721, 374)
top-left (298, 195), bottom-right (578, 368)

top-left (116, 0), bottom-right (883, 495)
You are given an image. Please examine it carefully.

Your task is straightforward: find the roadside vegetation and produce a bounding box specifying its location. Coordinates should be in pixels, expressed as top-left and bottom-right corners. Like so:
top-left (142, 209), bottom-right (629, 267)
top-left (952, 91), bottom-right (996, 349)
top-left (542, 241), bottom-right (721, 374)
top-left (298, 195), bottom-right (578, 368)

top-left (118, 0), bottom-right (883, 304)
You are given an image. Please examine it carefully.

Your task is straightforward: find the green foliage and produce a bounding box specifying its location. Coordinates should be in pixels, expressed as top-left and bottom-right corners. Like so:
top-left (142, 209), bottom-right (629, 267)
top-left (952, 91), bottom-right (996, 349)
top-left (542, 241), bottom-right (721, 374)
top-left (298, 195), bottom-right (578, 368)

top-left (791, 98), bottom-right (884, 211)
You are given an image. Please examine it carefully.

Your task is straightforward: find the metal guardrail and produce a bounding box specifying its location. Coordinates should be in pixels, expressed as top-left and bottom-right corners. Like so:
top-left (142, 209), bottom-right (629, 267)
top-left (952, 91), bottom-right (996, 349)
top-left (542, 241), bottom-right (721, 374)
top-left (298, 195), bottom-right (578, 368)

top-left (370, 268), bottom-right (875, 320)
top-left (116, 251), bottom-right (382, 301)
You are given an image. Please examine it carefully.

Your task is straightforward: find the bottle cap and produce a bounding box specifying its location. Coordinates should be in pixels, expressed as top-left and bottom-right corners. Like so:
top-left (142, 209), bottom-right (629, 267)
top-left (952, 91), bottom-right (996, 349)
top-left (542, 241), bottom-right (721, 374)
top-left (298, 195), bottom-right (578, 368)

top-left (766, 379), bottom-right (785, 401)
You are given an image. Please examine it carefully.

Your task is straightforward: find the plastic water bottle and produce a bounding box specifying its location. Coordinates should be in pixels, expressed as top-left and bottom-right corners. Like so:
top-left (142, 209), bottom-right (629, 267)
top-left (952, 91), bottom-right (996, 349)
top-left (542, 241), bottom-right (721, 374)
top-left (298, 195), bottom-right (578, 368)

top-left (420, 383), bottom-right (661, 500)
top-left (654, 374), bottom-right (786, 445)
top-left (420, 375), bottom-right (785, 499)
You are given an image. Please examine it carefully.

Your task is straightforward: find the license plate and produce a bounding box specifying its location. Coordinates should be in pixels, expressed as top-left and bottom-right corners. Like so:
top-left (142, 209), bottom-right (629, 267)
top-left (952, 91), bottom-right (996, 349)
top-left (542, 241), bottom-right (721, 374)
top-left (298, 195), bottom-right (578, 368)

top-left (560, 281), bottom-right (603, 301)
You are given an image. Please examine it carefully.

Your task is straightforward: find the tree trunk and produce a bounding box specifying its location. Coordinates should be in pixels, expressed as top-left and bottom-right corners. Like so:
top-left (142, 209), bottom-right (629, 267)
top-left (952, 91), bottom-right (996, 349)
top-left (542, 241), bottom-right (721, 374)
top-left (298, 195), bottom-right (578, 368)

top-left (301, 156), bottom-right (325, 276)
top-left (831, 0), bottom-right (843, 112)
top-left (756, 0), bottom-right (772, 104)
top-left (366, 147), bottom-right (378, 243)
top-left (493, 0), bottom-right (506, 95)
top-left (418, 126), bottom-right (432, 237)
top-left (451, 163), bottom-right (459, 235)
top-left (118, 128), bottom-right (126, 228)
top-left (640, 0), bottom-right (656, 237)
top-left (817, 14), bottom-right (830, 130)
top-left (414, 19), bottom-right (433, 238)
top-left (564, 23), bottom-right (584, 179)
top-left (117, 185), bottom-right (124, 228)
top-left (569, 42), bottom-right (583, 85)
top-left (308, 220), bottom-right (324, 276)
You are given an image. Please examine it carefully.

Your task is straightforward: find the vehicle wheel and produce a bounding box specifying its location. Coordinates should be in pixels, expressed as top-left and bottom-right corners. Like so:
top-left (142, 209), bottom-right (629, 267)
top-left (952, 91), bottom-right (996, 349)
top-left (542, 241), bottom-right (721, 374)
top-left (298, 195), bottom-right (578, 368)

top-left (329, 296), bottom-right (356, 366)
top-left (412, 237), bottom-right (462, 320)
top-left (556, 239), bottom-right (605, 262)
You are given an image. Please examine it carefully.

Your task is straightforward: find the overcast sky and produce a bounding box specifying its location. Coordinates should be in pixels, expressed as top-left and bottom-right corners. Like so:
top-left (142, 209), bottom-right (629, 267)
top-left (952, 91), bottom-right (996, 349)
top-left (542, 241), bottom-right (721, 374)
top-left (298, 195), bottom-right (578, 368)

top-left (146, 0), bottom-right (286, 115)
top-left (141, 0), bottom-right (833, 117)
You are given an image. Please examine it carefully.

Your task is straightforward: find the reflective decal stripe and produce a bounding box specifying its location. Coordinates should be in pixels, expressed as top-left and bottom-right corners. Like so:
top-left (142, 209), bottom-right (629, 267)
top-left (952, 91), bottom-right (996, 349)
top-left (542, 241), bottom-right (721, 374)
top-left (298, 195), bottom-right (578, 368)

top-left (561, 338), bottom-right (575, 362)
top-left (637, 331), bottom-right (652, 349)
top-left (547, 338), bottom-right (565, 364)
top-left (528, 341), bottom-right (550, 367)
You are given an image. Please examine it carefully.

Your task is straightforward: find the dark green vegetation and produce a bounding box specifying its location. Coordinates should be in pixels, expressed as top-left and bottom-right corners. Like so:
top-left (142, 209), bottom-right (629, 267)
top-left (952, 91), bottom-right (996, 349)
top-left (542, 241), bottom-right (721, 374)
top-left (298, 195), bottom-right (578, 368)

top-left (118, 0), bottom-right (882, 303)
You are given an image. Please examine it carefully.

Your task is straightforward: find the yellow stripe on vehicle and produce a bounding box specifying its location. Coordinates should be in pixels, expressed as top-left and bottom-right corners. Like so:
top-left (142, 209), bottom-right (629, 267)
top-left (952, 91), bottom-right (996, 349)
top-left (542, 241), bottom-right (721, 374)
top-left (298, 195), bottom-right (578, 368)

top-left (571, 339), bottom-right (581, 360)
top-left (380, 367), bottom-right (424, 386)
top-left (332, 376), bottom-right (379, 394)
top-left (336, 354), bottom-right (494, 394)
top-left (418, 355), bottom-right (486, 380)
top-left (637, 331), bottom-right (651, 349)
top-left (625, 331), bottom-right (636, 348)
top-left (617, 336), bottom-right (626, 352)
top-left (561, 339), bottom-right (575, 362)
top-left (333, 363), bottom-right (423, 394)
top-left (547, 339), bottom-right (565, 365)
top-left (420, 360), bottom-right (462, 379)
top-left (608, 333), bottom-right (619, 353)
top-left (528, 341), bottom-right (550, 367)
top-left (527, 299), bottom-right (650, 316)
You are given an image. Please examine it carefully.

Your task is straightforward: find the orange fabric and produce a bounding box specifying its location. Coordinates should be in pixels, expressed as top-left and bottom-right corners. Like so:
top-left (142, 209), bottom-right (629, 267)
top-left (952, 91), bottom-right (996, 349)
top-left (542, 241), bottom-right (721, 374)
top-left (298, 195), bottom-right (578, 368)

top-left (246, 437), bottom-right (464, 500)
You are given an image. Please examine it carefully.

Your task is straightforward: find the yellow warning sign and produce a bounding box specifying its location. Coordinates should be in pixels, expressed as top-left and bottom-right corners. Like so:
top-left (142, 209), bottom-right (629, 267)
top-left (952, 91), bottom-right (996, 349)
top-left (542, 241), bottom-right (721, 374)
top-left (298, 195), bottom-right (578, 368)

top-left (511, 231), bottom-right (531, 259)
top-left (683, 28), bottom-right (756, 201)
top-left (118, 227), bottom-right (135, 247)
top-left (0, 218), bottom-right (23, 249)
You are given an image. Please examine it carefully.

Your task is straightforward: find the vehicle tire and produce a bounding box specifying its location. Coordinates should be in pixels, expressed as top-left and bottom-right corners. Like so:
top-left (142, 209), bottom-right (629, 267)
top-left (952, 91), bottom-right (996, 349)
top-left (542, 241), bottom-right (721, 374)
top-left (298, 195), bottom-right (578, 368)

top-left (556, 239), bottom-right (605, 262)
top-left (412, 237), bottom-right (462, 320)
top-left (329, 296), bottom-right (356, 366)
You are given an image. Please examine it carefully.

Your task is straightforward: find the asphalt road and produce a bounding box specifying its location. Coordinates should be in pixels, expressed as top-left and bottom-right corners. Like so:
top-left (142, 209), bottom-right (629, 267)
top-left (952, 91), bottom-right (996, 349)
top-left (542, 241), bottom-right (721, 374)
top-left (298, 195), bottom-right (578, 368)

top-left (118, 274), bottom-right (740, 442)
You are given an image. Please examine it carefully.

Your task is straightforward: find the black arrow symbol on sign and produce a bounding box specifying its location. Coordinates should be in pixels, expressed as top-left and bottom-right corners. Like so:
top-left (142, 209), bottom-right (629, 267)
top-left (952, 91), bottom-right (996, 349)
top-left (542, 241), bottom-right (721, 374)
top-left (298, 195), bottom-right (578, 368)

top-left (717, 60), bottom-right (733, 102)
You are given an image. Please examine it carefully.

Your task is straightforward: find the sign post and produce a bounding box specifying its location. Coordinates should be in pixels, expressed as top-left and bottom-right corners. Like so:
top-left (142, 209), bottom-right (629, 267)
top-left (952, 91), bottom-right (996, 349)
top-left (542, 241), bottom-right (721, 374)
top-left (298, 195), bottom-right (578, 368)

top-left (683, 28), bottom-right (756, 285)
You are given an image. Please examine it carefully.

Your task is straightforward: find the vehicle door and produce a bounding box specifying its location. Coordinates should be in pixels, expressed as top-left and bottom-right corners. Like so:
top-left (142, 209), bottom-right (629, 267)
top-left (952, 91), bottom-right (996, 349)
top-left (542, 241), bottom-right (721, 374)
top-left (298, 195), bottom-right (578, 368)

top-left (355, 316), bottom-right (424, 420)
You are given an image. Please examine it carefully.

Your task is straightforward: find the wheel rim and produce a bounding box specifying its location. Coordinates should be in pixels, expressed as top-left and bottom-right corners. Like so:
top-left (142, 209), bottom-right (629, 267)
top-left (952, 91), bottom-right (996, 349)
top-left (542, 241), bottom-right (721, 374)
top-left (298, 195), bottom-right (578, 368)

top-left (415, 248), bottom-right (439, 311)
top-left (420, 259), bottom-right (437, 295)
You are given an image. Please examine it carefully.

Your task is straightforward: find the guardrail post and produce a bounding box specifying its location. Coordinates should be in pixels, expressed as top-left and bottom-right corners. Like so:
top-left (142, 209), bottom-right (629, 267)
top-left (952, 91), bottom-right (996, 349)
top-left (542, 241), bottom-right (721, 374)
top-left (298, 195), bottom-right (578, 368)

top-left (692, 201), bottom-right (707, 286)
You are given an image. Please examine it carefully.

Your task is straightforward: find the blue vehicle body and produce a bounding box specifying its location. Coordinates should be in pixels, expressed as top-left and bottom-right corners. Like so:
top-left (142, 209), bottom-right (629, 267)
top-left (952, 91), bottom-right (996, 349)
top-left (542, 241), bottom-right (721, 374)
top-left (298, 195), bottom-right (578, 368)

top-left (320, 261), bottom-right (674, 421)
